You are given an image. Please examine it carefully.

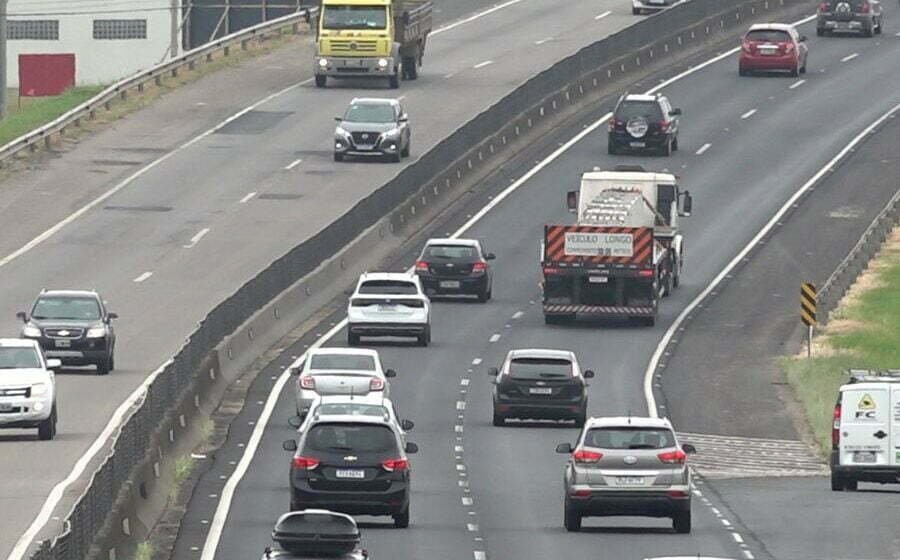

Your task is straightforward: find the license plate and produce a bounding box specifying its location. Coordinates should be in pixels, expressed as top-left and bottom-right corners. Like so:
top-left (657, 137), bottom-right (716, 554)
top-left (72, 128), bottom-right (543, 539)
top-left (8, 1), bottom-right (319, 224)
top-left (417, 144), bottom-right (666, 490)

top-left (55, 340), bottom-right (71, 348)
top-left (529, 387), bottom-right (553, 395)
top-left (616, 476), bottom-right (645, 486)
top-left (376, 305), bottom-right (397, 312)
top-left (588, 276), bottom-right (609, 284)
top-left (630, 141), bottom-right (646, 148)
top-left (836, 22), bottom-right (849, 29)
top-left (439, 280), bottom-right (461, 289)
top-left (0, 403), bottom-right (14, 412)
top-left (853, 451), bottom-right (876, 463)
top-left (335, 469), bottom-right (365, 479)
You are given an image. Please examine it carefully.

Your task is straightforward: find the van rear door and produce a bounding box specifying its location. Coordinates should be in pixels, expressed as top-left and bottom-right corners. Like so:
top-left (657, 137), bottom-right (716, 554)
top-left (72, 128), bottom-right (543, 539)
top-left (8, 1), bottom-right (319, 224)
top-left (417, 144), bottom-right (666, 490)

top-left (839, 386), bottom-right (891, 466)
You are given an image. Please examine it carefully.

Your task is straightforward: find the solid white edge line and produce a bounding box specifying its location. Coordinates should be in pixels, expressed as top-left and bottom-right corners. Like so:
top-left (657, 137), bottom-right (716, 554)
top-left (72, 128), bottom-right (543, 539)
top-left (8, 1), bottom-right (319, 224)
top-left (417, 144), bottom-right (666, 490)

top-left (200, 12), bottom-right (822, 560)
top-left (431, 0), bottom-right (528, 36)
top-left (642, 100), bottom-right (900, 417)
top-left (595, 10), bottom-right (612, 20)
top-left (8, 361), bottom-right (173, 560)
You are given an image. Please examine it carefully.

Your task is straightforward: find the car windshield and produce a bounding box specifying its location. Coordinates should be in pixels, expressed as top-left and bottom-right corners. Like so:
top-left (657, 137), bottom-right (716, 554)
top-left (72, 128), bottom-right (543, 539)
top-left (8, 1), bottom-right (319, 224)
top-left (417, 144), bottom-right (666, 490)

top-left (344, 103), bottom-right (396, 124)
top-left (32, 296), bottom-right (101, 320)
top-left (309, 354), bottom-right (376, 371)
top-left (745, 29), bottom-right (792, 42)
top-left (304, 423), bottom-right (397, 453)
top-left (424, 245), bottom-right (477, 259)
top-left (584, 427), bottom-right (676, 450)
top-left (616, 101), bottom-right (663, 121)
top-left (358, 280), bottom-right (418, 295)
top-left (316, 403), bottom-right (388, 417)
top-left (322, 5), bottom-right (387, 30)
top-left (508, 357), bottom-right (572, 379)
top-left (0, 347), bottom-right (41, 369)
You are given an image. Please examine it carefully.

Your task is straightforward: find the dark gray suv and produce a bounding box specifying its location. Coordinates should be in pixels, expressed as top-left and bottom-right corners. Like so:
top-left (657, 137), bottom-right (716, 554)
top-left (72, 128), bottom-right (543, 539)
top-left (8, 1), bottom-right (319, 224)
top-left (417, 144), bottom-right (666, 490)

top-left (817, 0), bottom-right (884, 36)
top-left (556, 416), bottom-right (696, 533)
top-left (334, 98), bottom-right (411, 163)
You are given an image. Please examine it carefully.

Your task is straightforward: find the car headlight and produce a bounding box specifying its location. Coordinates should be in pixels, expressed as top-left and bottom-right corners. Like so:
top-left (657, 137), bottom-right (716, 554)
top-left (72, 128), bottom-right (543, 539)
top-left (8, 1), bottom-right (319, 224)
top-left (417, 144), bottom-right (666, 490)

top-left (86, 326), bottom-right (106, 338)
top-left (378, 58), bottom-right (389, 68)
top-left (22, 325), bottom-right (41, 337)
top-left (318, 58), bottom-right (328, 68)
top-left (31, 383), bottom-right (48, 396)
top-left (335, 126), bottom-right (351, 138)
top-left (382, 127), bottom-right (401, 138)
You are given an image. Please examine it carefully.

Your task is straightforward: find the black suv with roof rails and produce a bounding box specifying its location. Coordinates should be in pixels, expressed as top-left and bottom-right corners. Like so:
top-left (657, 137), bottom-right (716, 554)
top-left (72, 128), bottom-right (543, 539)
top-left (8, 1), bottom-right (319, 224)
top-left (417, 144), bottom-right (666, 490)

top-left (414, 238), bottom-right (496, 302)
top-left (608, 93), bottom-right (681, 157)
top-left (17, 289), bottom-right (117, 375)
top-left (283, 415), bottom-right (418, 528)
top-left (816, 0), bottom-right (884, 37)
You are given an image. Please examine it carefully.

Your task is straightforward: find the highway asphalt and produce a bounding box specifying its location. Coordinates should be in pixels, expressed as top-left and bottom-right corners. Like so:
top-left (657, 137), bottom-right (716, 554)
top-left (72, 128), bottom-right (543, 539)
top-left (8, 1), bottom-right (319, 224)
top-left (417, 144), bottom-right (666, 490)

top-left (0, 1), bottom-right (645, 557)
top-left (177, 7), bottom-right (900, 560)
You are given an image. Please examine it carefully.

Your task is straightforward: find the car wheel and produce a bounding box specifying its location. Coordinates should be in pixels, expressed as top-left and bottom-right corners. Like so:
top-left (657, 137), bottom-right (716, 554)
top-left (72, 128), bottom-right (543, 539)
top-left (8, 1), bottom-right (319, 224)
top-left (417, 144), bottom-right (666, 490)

top-left (108, 349), bottom-right (115, 372)
top-left (739, 66), bottom-right (748, 77)
top-left (607, 141), bottom-right (617, 155)
top-left (389, 72), bottom-right (400, 89)
top-left (390, 151), bottom-right (402, 163)
top-left (844, 478), bottom-right (858, 491)
top-left (564, 497), bottom-right (582, 532)
top-left (574, 407), bottom-right (587, 428)
top-left (492, 408), bottom-right (506, 427)
top-left (863, 22), bottom-right (874, 37)
top-left (672, 136), bottom-right (679, 151)
top-left (393, 505), bottom-right (410, 528)
top-left (875, 17), bottom-right (883, 34)
top-left (661, 138), bottom-right (672, 157)
top-left (38, 405), bottom-right (57, 441)
top-left (417, 326), bottom-right (430, 347)
top-left (477, 285), bottom-right (490, 303)
top-left (830, 472), bottom-right (845, 491)
top-left (97, 355), bottom-right (111, 375)
top-left (314, 75), bottom-right (327, 88)
top-left (632, 7), bottom-right (641, 15)
top-left (673, 510), bottom-right (691, 534)
top-left (334, 152), bottom-right (344, 162)
top-left (789, 63), bottom-right (800, 78)
top-left (816, 27), bottom-right (824, 36)
top-left (347, 332), bottom-right (360, 346)
top-left (401, 140), bottom-right (410, 158)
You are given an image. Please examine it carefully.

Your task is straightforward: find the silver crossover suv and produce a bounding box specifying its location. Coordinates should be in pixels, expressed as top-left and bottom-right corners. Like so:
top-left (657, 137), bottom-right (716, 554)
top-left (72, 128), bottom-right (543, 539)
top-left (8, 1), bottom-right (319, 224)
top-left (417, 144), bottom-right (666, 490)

top-left (556, 416), bottom-right (696, 533)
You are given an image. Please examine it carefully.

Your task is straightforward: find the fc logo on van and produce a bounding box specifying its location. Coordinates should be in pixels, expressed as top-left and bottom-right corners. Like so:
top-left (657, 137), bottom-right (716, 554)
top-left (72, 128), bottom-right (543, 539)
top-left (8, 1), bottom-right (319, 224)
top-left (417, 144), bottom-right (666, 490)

top-left (855, 393), bottom-right (877, 419)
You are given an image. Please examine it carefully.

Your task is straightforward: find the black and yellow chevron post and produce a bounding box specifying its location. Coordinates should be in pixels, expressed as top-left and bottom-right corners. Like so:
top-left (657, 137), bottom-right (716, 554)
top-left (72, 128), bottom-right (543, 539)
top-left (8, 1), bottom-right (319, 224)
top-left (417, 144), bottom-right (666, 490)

top-left (801, 282), bottom-right (817, 358)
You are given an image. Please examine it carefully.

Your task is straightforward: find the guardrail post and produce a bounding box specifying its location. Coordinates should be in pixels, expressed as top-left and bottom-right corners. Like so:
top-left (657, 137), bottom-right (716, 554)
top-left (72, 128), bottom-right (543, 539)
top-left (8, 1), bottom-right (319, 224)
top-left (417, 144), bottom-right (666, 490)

top-left (189, 60), bottom-right (196, 71)
top-left (171, 67), bottom-right (179, 78)
top-left (224, 46), bottom-right (231, 56)
top-left (155, 75), bottom-right (163, 87)
top-left (120, 90), bottom-right (128, 101)
top-left (241, 39), bottom-right (248, 51)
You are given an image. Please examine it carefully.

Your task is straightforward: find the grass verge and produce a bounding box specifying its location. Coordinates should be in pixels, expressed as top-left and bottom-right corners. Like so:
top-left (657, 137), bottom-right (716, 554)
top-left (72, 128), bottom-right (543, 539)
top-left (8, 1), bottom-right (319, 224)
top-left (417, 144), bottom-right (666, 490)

top-left (133, 541), bottom-right (153, 560)
top-left (0, 87), bottom-right (104, 146)
top-left (782, 228), bottom-right (900, 455)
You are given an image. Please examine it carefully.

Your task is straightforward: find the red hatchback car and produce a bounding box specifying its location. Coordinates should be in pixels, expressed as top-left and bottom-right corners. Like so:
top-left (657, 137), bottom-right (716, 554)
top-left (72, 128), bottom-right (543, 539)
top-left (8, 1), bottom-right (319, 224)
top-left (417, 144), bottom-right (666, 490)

top-left (739, 23), bottom-right (809, 77)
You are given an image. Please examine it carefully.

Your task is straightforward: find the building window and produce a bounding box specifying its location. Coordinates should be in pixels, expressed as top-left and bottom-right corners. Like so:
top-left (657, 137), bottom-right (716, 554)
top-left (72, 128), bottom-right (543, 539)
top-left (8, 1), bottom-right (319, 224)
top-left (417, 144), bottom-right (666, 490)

top-left (8, 20), bottom-right (60, 41)
top-left (93, 19), bottom-right (147, 40)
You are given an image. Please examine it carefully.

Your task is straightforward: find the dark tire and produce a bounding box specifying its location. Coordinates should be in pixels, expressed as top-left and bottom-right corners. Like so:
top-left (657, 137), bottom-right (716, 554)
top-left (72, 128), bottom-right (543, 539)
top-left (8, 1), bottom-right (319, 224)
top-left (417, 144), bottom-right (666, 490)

top-left (290, 498), bottom-right (301, 511)
top-left (38, 406), bottom-right (57, 441)
top-left (844, 478), bottom-right (858, 491)
top-left (393, 505), bottom-right (410, 528)
top-left (564, 498), bottom-right (582, 532)
top-left (673, 510), bottom-right (692, 534)
top-left (314, 75), bottom-right (327, 88)
top-left (477, 285), bottom-right (490, 303)
top-left (97, 355), bottom-right (111, 375)
top-left (347, 331), bottom-right (360, 346)
top-left (492, 409), bottom-right (506, 427)
top-left (417, 326), bottom-right (430, 347)
top-left (672, 136), bottom-right (679, 151)
top-left (875, 18), bottom-right (883, 34)
top-left (402, 56), bottom-right (418, 80)
top-left (607, 141), bottom-right (617, 155)
top-left (739, 66), bottom-right (748, 77)
top-left (333, 152), bottom-right (344, 162)
top-left (390, 151), bottom-right (402, 163)
top-left (389, 72), bottom-right (400, 89)
top-left (830, 472), bottom-right (845, 491)
top-left (108, 349), bottom-right (115, 372)
top-left (632, 7), bottom-right (641, 15)
top-left (401, 139), bottom-right (410, 158)
top-left (863, 22), bottom-right (874, 37)
top-left (661, 137), bottom-right (672, 157)
top-left (816, 27), bottom-right (825, 37)
top-left (789, 64), bottom-right (800, 78)
top-left (574, 407), bottom-right (587, 428)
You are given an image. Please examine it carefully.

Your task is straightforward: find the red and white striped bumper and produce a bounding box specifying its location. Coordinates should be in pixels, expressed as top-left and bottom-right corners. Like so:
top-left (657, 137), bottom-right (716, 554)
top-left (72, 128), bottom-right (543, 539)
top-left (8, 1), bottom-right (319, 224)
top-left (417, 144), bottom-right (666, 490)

top-left (543, 304), bottom-right (655, 316)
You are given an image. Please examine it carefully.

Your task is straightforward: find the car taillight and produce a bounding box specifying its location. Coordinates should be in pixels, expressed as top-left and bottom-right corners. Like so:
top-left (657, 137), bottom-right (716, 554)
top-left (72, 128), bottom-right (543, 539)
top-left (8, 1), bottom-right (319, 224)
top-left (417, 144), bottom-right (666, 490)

top-left (570, 489), bottom-right (591, 498)
top-left (299, 375), bottom-right (315, 390)
top-left (658, 121), bottom-right (669, 132)
top-left (741, 40), bottom-right (753, 53)
top-left (414, 260), bottom-right (429, 274)
top-left (572, 449), bottom-right (602, 463)
top-left (667, 490), bottom-right (688, 498)
top-left (471, 261), bottom-right (487, 274)
top-left (292, 456), bottom-right (319, 470)
top-left (818, 1), bottom-right (829, 11)
top-left (382, 458), bottom-right (409, 472)
top-left (638, 269), bottom-right (655, 277)
top-left (543, 267), bottom-right (559, 275)
top-left (859, 1), bottom-right (870, 13)
top-left (369, 377), bottom-right (385, 391)
top-left (783, 42), bottom-right (795, 54)
top-left (657, 449), bottom-right (687, 464)
top-left (832, 404), bottom-right (841, 447)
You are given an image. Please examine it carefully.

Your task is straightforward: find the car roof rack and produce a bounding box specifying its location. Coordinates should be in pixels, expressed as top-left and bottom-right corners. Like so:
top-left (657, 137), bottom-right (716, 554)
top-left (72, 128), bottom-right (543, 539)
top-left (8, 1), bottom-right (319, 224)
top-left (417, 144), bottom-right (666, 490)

top-left (847, 369), bottom-right (900, 384)
top-left (270, 510), bottom-right (362, 557)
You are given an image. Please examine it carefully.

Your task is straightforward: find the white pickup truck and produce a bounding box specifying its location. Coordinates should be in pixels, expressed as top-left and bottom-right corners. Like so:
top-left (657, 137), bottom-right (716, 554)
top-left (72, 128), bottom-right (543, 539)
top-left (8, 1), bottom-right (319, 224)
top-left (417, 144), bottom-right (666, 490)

top-left (0, 338), bottom-right (59, 440)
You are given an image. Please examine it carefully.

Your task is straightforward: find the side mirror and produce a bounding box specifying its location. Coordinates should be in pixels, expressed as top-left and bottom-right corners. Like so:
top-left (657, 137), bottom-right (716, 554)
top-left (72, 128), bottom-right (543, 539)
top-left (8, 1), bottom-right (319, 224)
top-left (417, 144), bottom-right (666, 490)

top-left (385, 368), bottom-right (397, 378)
top-left (682, 443), bottom-right (697, 454)
top-left (288, 366), bottom-right (301, 376)
top-left (16, 311), bottom-right (27, 323)
top-left (334, 116), bottom-right (343, 122)
top-left (107, 312), bottom-right (118, 320)
top-left (566, 190), bottom-right (578, 213)
top-left (670, 108), bottom-right (682, 116)
top-left (680, 191), bottom-right (693, 217)
top-left (288, 416), bottom-right (303, 429)
top-left (405, 442), bottom-right (419, 454)
top-left (401, 419), bottom-right (414, 431)
top-left (399, 114), bottom-right (409, 123)
top-left (282, 440), bottom-right (298, 452)
top-left (484, 253), bottom-right (496, 260)
top-left (555, 443), bottom-right (573, 454)
top-left (46, 359), bottom-right (62, 370)
top-left (583, 370), bottom-right (595, 379)
top-left (488, 367), bottom-right (499, 376)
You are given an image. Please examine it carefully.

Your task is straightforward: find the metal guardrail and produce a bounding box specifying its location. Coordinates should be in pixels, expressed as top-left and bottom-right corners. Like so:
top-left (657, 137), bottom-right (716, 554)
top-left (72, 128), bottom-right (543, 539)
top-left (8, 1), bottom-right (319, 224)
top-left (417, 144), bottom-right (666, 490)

top-left (0, 6), bottom-right (317, 165)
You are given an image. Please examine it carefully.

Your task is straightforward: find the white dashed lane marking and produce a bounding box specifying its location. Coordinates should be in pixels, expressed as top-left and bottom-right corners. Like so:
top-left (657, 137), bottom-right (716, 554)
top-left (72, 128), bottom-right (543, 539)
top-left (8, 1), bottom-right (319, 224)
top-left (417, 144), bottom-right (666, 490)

top-left (473, 60), bottom-right (494, 69)
top-left (239, 192), bottom-right (257, 203)
top-left (534, 37), bottom-right (553, 45)
top-left (472, 358), bottom-right (482, 365)
top-left (740, 109), bottom-right (757, 119)
top-left (512, 311), bottom-right (524, 319)
top-left (595, 10), bottom-right (612, 20)
top-left (841, 52), bottom-right (859, 62)
top-left (284, 158), bottom-right (303, 171)
top-left (183, 228), bottom-right (210, 249)
top-left (489, 333), bottom-right (501, 343)
top-left (789, 79), bottom-right (806, 89)
top-left (695, 143), bottom-right (711, 155)
top-left (133, 271), bottom-right (153, 283)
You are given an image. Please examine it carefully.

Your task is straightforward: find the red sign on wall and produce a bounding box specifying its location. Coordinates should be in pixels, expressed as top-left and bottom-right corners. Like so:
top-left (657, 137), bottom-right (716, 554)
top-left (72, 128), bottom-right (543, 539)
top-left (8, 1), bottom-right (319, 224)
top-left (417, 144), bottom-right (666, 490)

top-left (18, 54), bottom-right (76, 97)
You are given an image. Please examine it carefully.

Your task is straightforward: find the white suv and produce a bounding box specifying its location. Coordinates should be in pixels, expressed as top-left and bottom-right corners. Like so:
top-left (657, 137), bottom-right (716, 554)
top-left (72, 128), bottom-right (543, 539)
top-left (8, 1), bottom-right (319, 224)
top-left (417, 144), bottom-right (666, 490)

top-left (347, 273), bottom-right (432, 346)
top-left (0, 338), bottom-right (60, 440)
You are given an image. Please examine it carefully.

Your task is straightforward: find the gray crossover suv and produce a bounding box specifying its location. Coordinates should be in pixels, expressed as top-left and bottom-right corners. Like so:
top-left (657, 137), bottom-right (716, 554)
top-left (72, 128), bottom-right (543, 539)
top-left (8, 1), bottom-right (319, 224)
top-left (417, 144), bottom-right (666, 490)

top-left (816, 0), bottom-right (884, 36)
top-left (333, 98), bottom-right (411, 163)
top-left (556, 416), bottom-right (696, 533)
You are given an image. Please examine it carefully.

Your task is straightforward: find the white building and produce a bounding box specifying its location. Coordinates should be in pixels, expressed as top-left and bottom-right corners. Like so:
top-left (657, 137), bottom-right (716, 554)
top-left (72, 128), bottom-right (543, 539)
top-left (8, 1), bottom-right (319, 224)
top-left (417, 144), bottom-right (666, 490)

top-left (5, 0), bottom-right (181, 88)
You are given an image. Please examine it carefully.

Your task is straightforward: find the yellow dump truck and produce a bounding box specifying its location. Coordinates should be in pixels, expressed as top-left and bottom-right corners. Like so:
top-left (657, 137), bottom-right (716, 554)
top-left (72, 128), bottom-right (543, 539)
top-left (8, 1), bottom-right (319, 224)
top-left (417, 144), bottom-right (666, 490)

top-left (314, 0), bottom-right (432, 89)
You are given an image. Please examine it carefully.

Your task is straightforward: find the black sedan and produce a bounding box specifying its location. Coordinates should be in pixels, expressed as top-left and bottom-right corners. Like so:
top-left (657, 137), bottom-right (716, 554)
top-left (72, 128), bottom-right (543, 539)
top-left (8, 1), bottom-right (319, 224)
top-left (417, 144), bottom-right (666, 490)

top-left (414, 238), bottom-right (495, 302)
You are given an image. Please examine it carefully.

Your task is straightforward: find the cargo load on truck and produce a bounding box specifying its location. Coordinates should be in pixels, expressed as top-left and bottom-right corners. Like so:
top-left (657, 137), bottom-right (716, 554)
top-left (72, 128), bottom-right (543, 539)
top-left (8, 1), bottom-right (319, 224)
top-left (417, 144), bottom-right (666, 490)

top-left (314, 0), bottom-right (433, 88)
top-left (541, 165), bottom-right (692, 326)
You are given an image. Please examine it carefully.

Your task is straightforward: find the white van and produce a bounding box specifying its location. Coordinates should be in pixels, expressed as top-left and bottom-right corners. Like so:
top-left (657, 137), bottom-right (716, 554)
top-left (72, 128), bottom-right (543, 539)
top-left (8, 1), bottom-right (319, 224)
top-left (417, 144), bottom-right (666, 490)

top-left (831, 370), bottom-right (900, 491)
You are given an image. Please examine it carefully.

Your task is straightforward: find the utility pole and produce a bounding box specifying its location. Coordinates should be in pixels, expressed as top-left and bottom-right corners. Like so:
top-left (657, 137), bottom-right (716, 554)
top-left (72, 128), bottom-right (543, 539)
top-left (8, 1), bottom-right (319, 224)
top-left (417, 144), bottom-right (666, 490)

top-left (0, 0), bottom-right (8, 119)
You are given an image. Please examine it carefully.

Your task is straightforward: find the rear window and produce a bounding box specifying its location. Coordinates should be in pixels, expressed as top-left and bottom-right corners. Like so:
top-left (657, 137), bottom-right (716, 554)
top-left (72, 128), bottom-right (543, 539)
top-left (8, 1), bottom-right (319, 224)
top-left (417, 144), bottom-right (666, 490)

top-left (316, 403), bottom-right (388, 418)
top-left (584, 427), bottom-right (676, 450)
top-left (424, 245), bottom-right (477, 259)
top-left (0, 347), bottom-right (41, 370)
top-left (305, 423), bottom-right (397, 453)
top-left (745, 29), bottom-right (791, 42)
top-left (615, 101), bottom-right (663, 121)
top-left (824, 0), bottom-right (869, 8)
top-left (309, 354), bottom-right (376, 371)
top-left (358, 280), bottom-right (418, 295)
top-left (508, 357), bottom-right (572, 379)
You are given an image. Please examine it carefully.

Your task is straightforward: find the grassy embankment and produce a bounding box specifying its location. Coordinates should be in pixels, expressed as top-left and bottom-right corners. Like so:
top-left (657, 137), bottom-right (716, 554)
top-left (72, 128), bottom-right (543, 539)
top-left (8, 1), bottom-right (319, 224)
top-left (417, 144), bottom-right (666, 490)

top-left (782, 228), bottom-right (900, 456)
top-left (0, 87), bottom-right (104, 146)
